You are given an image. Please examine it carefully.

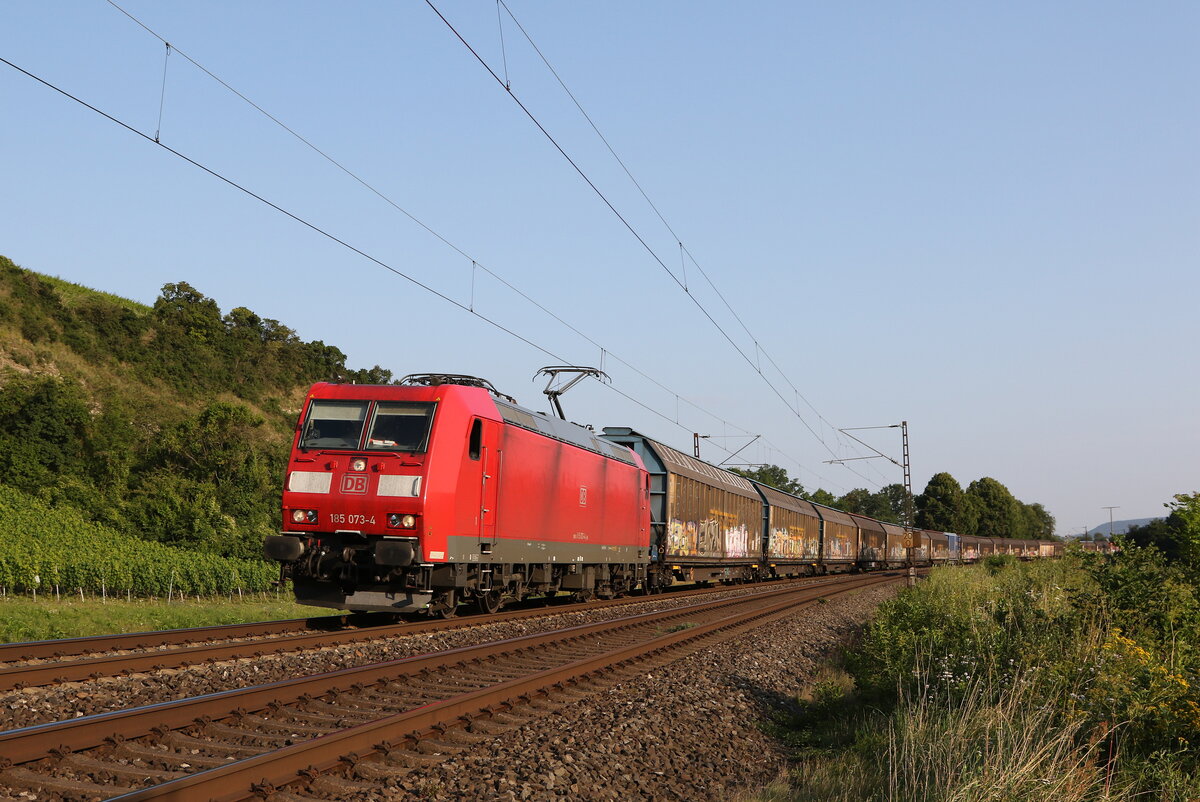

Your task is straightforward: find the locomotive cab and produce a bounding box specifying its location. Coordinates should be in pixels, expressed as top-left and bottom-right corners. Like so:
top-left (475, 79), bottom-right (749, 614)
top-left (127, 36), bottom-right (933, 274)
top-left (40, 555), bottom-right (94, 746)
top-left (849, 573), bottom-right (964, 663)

top-left (266, 379), bottom-right (502, 614)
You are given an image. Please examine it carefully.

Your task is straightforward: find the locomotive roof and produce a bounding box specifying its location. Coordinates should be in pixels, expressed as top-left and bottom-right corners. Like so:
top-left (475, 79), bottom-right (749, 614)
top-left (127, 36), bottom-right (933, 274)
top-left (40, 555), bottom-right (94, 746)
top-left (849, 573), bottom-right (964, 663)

top-left (492, 399), bottom-right (637, 466)
top-left (306, 382), bottom-right (636, 466)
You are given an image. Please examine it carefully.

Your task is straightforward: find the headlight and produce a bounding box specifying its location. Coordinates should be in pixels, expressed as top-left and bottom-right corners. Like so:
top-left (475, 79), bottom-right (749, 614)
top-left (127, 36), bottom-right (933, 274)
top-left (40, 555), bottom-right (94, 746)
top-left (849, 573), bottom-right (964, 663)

top-left (291, 509), bottom-right (317, 524)
top-left (350, 458), bottom-right (367, 472)
top-left (388, 513), bottom-right (417, 529)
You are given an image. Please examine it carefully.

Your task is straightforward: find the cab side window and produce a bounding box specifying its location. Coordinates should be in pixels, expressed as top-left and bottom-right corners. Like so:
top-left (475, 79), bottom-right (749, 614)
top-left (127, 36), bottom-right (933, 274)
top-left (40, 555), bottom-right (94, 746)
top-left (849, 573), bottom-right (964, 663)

top-left (469, 419), bottom-right (483, 460)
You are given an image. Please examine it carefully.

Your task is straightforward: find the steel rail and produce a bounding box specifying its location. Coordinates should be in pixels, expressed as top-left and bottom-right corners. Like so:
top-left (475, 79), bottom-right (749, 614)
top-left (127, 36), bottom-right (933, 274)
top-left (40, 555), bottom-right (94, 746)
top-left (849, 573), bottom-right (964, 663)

top-left (0, 616), bottom-right (345, 664)
top-left (0, 575), bottom-right (852, 690)
top-left (0, 574), bottom-right (889, 769)
top-left (0, 572), bottom-right (852, 666)
top-left (113, 573), bottom-right (901, 801)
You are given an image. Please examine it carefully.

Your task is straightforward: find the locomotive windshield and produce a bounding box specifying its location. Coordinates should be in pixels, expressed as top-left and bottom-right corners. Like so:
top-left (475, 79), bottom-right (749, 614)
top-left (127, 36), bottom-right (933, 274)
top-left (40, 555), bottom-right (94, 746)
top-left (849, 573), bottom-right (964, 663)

top-left (299, 399), bottom-right (436, 452)
top-left (300, 400), bottom-right (368, 449)
top-left (365, 402), bottom-right (435, 452)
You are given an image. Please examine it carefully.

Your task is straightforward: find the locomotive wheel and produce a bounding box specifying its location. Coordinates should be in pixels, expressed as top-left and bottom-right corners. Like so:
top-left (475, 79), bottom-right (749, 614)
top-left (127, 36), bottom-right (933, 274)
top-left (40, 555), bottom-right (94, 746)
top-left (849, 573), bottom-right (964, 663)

top-left (432, 590), bottom-right (458, 619)
top-left (477, 589), bottom-right (503, 615)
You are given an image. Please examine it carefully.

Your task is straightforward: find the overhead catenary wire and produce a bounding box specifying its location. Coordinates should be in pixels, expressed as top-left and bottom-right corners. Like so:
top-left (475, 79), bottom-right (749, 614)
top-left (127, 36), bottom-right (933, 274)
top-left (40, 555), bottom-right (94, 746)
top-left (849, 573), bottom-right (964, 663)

top-left (97, 0), bottom-right (861, 488)
top-left (98, 7), bottom-right (758, 427)
top-left (423, 2), bottom-right (778, 372)
top-left (679, 245), bottom-right (855, 450)
top-left (495, 1), bottom-right (888, 485)
top-left (427, 1), bottom-right (885, 488)
top-left (14, 7), bottom-right (874, 491)
top-left (497, 0), bottom-right (853, 441)
top-left (4, 52), bottom-right (845, 486)
top-left (115, 0), bottom-right (881, 490)
top-left (104, 0), bottom-right (733, 408)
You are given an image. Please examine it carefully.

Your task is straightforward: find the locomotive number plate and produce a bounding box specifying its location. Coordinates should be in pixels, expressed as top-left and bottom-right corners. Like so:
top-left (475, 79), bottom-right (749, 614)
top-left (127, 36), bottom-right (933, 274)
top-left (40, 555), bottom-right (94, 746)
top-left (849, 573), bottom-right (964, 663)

top-left (329, 513), bottom-right (376, 525)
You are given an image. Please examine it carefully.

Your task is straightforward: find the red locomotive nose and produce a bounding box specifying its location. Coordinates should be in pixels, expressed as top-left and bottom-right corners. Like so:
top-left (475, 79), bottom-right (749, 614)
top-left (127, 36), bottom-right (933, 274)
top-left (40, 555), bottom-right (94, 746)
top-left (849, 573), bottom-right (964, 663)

top-left (272, 377), bottom-right (652, 615)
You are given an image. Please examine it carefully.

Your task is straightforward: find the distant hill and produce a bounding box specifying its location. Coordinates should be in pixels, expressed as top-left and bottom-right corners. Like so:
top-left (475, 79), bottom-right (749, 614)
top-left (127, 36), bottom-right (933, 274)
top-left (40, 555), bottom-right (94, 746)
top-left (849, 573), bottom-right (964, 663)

top-left (0, 254), bottom-right (391, 561)
top-left (1084, 519), bottom-right (1162, 538)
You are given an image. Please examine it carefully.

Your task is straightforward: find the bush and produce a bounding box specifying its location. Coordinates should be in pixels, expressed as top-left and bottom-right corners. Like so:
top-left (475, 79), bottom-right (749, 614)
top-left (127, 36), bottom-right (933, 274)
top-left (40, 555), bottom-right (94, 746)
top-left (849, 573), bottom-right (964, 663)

top-left (982, 553), bottom-right (1017, 573)
top-left (774, 553), bottom-right (1200, 800)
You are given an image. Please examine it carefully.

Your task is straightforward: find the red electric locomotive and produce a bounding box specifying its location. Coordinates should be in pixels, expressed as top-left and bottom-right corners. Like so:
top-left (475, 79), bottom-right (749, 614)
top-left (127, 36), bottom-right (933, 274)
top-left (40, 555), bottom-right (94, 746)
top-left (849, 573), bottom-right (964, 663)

top-left (265, 375), bottom-right (651, 615)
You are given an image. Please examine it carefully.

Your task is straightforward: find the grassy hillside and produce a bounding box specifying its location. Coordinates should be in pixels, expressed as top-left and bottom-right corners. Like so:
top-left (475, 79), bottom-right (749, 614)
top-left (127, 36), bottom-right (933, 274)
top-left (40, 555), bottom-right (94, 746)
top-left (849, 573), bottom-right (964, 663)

top-left (0, 254), bottom-right (391, 563)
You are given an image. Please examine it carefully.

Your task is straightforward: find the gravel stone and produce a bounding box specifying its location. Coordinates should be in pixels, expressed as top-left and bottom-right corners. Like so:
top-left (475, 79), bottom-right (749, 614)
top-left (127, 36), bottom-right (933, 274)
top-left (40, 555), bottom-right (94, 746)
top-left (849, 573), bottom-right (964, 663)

top-left (0, 581), bottom-right (848, 731)
top-left (333, 583), bottom-right (898, 801)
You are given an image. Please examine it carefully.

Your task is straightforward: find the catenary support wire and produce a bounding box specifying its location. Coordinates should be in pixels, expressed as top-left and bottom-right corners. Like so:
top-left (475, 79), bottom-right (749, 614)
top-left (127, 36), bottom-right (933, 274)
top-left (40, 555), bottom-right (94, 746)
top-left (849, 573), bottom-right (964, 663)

top-left (427, 1), bottom-right (881, 485)
top-left (100, 0), bottom-right (802, 474)
top-left (154, 42), bottom-right (170, 142)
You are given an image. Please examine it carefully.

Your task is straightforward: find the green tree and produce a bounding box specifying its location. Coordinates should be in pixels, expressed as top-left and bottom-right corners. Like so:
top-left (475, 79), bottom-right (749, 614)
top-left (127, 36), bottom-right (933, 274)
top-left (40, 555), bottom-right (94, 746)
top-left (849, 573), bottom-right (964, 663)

top-left (1020, 502), bottom-right (1056, 539)
top-left (1126, 519), bottom-right (1175, 554)
top-left (807, 488), bottom-right (838, 507)
top-left (135, 402), bottom-right (282, 558)
top-left (879, 483), bottom-right (908, 523)
top-left (149, 282), bottom-right (226, 391)
top-left (0, 373), bottom-right (93, 493)
top-left (153, 282), bottom-right (223, 343)
top-left (343, 365), bottom-right (395, 385)
top-left (730, 464), bottom-right (803, 495)
top-left (966, 477), bottom-right (1021, 538)
top-left (836, 487), bottom-right (897, 522)
top-left (1130, 493), bottom-right (1200, 571)
top-left (1165, 492), bottom-right (1200, 568)
top-left (916, 472), bottom-right (969, 533)
top-left (836, 488), bottom-right (872, 515)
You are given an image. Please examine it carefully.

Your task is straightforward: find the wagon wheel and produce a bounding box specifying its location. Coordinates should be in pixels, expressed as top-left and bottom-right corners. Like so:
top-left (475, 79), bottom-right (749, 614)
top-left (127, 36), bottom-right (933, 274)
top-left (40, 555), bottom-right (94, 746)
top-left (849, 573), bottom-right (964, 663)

top-left (477, 588), bottom-right (503, 615)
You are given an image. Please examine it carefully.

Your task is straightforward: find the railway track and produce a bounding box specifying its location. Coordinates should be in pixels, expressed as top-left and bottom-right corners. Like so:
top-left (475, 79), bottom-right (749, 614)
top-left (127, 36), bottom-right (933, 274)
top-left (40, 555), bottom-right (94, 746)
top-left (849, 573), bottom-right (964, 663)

top-left (0, 571), bottom-right (901, 801)
top-left (0, 615), bottom-right (356, 664)
top-left (0, 575), bottom-right (851, 691)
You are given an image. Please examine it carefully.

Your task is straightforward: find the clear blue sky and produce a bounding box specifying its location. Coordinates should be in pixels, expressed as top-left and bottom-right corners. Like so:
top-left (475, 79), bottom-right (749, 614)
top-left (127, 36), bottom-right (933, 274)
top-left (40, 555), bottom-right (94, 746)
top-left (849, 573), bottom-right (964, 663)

top-left (2, 1), bottom-right (1196, 535)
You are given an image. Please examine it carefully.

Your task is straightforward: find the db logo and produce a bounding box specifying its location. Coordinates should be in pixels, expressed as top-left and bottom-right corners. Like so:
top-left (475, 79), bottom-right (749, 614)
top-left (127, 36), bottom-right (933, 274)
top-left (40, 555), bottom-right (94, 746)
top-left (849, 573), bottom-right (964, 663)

top-left (340, 475), bottom-right (369, 495)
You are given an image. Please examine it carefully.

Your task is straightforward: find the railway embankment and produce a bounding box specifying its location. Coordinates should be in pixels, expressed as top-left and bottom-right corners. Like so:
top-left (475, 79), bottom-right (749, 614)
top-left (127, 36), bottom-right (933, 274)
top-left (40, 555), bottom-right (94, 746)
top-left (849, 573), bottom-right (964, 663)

top-left (757, 550), bottom-right (1200, 801)
top-left (0, 575), bottom-right (897, 800)
top-left (0, 578), bottom-right (865, 733)
top-left (346, 581), bottom-right (901, 801)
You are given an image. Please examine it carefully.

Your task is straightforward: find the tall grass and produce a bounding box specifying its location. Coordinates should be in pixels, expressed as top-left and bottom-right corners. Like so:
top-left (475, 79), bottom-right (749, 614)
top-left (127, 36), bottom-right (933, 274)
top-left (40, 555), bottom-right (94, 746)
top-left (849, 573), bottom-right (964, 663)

top-left (36, 273), bottom-right (151, 313)
top-left (764, 555), bottom-right (1200, 801)
top-left (883, 666), bottom-right (1103, 801)
top-left (783, 669), bottom-right (1107, 801)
